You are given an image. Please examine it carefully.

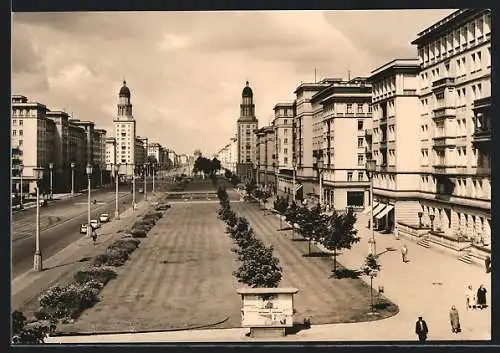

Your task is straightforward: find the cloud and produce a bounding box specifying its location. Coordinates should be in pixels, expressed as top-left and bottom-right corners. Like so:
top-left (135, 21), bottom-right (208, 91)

top-left (12, 10), bottom-right (457, 155)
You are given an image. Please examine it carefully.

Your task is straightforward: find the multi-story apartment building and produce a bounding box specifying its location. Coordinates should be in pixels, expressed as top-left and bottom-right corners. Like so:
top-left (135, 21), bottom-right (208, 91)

top-left (105, 137), bottom-right (117, 172)
top-left (405, 9), bottom-right (491, 249)
top-left (135, 136), bottom-right (148, 168)
top-left (215, 136), bottom-right (238, 173)
top-left (45, 110), bottom-right (70, 182)
top-left (147, 142), bottom-right (164, 166)
top-left (293, 78), bottom-right (335, 203)
top-left (92, 128), bottom-right (107, 184)
top-left (311, 77), bottom-right (372, 210)
top-left (255, 125), bottom-right (275, 186)
top-left (273, 103), bottom-right (295, 197)
top-left (236, 81), bottom-right (259, 182)
top-left (369, 59), bottom-right (421, 232)
top-left (114, 81), bottom-right (137, 177)
top-left (11, 95), bottom-right (54, 193)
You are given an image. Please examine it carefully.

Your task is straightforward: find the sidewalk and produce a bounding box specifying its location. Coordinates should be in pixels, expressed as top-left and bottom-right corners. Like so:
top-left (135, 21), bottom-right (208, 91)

top-left (12, 195), bottom-right (161, 314)
top-left (45, 203), bottom-right (491, 343)
top-left (12, 192), bottom-right (83, 211)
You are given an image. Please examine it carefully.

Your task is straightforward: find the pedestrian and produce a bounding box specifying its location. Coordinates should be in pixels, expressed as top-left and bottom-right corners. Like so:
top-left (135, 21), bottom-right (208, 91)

top-left (90, 225), bottom-right (98, 244)
top-left (484, 256), bottom-right (491, 273)
top-left (401, 244), bottom-right (409, 263)
top-left (449, 305), bottom-right (461, 333)
top-left (476, 284), bottom-right (487, 309)
top-left (466, 285), bottom-right (475, 310)
top-left (415, 316), bottom-right (429, 342)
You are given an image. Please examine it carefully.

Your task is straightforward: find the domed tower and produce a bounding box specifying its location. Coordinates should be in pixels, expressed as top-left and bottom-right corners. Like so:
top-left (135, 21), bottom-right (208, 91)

top-left (113, 80), bottom-right (137, 177)
top-left (236, 80), bottom-right (259, 182)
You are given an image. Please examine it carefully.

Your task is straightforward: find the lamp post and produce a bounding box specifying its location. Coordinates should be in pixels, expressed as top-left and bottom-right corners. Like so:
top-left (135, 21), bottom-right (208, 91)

top-left (70, 162), bottom-right (76, 196)
top-left (86, 164), bottom-right (93, 239)
top-left (418, 211), bottom-right (423, 228)
top-left (132, 164), bottom-right (137, 210)
top-left (100, 167), bottom-right (103, 188)
top-left (115, 163), bottom-right (121, 219)
top-left (152, 163), bottom-right (156, 195)
top-left (316, 157), bottom-right (324, 207)
top-left (49, 162), bottom-right (54, 200)
top-left (33, 167), bottom-right (44, 271)
top-left (429, 213), bottom-right (435, 231)
top-left (143, 163), bottom-right (148, 201)
top-left (19, 163), bottom-right (24, 210)
top-left (366, 159), bottom-right (377, 257)
top-left (292, 157), bottom-right (297, 203)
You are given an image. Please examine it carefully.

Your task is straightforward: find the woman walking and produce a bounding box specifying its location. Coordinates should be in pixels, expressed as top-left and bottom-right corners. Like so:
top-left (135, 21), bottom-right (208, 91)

top-left (466, 285), bottom-right (475, 310)
top-left (449, 305), bottom-right (461, 333)
top-left (477, 285), bottom-right (487, 309)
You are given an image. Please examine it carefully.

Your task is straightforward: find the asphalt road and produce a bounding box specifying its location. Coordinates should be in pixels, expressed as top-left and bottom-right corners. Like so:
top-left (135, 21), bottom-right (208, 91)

top-left (11, 187), bottom-right (148, 278)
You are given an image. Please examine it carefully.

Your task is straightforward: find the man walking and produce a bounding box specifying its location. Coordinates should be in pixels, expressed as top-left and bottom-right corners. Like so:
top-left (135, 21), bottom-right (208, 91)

top-left (415, 316), bottom-right (429, 342)
top-left (401, 244), bottom-right (409, 263)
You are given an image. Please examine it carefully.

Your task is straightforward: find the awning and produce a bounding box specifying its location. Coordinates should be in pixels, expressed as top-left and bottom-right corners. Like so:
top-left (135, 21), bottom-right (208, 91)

top-left (371, 203), bottom-right (385, 216)
top-left (375, 205), bottom-right (394, 220)
top-left (362, 202), bottom-right (379, 214)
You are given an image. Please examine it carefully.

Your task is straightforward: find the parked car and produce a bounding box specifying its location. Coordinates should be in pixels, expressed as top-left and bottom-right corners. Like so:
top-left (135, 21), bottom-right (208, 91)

top-left (139, 188), bottom-right (144, 193)
top-left (99, 213), bottom-right (110, 223)
top-left (80, 224), bottom-right (88, 234)
top-left (90, 219), bottom-right (101, 229)
top-left (39, 199), bottom-right (47, 207)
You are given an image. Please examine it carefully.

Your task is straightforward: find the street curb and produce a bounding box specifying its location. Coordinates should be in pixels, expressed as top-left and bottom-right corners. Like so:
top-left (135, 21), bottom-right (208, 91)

top-left (50, 316), bottom-right (230, 337)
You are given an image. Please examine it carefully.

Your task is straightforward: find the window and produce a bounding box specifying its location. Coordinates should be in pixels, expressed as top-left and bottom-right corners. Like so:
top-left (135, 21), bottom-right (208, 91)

top-left (284, 138), bottom-right (288, 144)
top-left (347, 172), bottom-right (353, 181)
top-left (347, 191), bottom-right (364, 206)
top-left (284, 129), bottom-right (288, 135)
top-left (19, 119), bottom-right (23, 125)
top-left (12, 119), bottom-right (17, 125)
top-left (358, 137), bottom-right (364, 148)
top-left (284, 157), bottom-right (288, 164)
top-left (284, 119), bottom-right (288, 125)
top-left (358, 120), bottom-right (363, 130)
top-left (12, 130), bottom-right (16, 136)
top-left (358, 172), bottom-right (364, 181)
top-left (357, 104), bottom-right (363, 113)
top-left (284, 148), bottom-right (288, 154)
top-left (19, 130), bottom-right (23, 136)
top-left (19, 140), bottom-right (23, 146)
top-left (357, 154), bottom-right (364, 166)
top-left (368, 105), bottom-right (372, 113)
top-left (347, 104), bottom-right (353, 114)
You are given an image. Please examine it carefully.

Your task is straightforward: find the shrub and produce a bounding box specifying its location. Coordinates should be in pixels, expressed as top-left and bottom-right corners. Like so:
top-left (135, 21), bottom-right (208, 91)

top-left (12, 310), bottom-right (53, 344)
top-left (74, 266), bottom-right (117, 285)
top-left (92, 249), bottom-right (128, 267)
top-left (130, 228), bottom-right (148, 238)
top-left (38, 283), bottom-right (100, 320)
top-left (144, 211), bottom-right (163, 219)
top-left (107, 239), bottom-right (140, 254)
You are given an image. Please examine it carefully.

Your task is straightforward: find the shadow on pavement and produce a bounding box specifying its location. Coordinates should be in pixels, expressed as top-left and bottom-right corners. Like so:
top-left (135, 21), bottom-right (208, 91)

top-left (286, 321), bottom-right (312, 335)
top-left (329, 268), bottom-right (361, 279)
top-left (43, 256), bottom-right (92, 272)
top-left (302, 252), bottom-right (332, 258)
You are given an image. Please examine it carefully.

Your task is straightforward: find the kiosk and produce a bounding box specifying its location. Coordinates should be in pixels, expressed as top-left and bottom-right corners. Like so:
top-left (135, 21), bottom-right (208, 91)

top-left (237, 287), bottom-right (299, 338)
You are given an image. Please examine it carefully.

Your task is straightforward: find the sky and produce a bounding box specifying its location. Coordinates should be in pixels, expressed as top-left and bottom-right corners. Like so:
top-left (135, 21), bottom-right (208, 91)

top-left (12, 9), bottom-right (455, 156)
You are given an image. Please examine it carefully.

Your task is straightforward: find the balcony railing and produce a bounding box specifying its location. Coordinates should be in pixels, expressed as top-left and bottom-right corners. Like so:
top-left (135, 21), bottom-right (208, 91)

top-left (402, 89), bottom-right (417, 95)
top-left (432, 77), bottom-right (455, 90)
top-left (432, 136), bottom-right (456, 149)
top-left (472, 129), bottom-right (491, 145)
top-left (473, 96), bottom-right (491, 110)
top-left (432, 107), bottom-right (456, 120)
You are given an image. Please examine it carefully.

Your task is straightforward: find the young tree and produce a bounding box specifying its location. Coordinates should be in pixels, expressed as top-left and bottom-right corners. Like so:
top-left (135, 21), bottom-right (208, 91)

top-left (284, 202), bottom-right (299, 239)
top-left (224, 169), bottom-right (232, 179)
top-left (233, 243), bottom-right (282, 288)
top-left (245, 180), bottom-right (257, 200)
top-left (361, 253), bottom-right (381, 312)
top-left (320, 208), bottom-right (360, 273)
top-left (273, 197), bottom-right (289, 230)
top-left (295, 204), bottom-right (326, 256)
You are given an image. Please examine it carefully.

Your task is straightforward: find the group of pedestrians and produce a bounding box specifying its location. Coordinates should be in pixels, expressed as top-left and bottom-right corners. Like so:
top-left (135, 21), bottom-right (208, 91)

top-left (415, 283), bottom-right (488, 342)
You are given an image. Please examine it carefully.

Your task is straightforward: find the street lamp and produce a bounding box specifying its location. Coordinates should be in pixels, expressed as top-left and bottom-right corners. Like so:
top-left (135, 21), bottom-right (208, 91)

top-left (143, 163), bottom-right (148, 201)
top-left (429, 213), bottom-right (435, 231)
top-left (33, 167), bottom-right (44, 271)
top-left (49, 162), bottom-right (54, 200)
top-left (132, 164), bottom-right (137, 210)
top-left (70, 162), bottom-right (76, 196)
top-left (19, 163), bottom-right (24, 210)
top-left (366, 159), bottom-right (377, 257)
top-left (418, 211), bottom-right (423, 228)
top-left (115, 163), bottom-right (121, 218)
top-left (152, 163), bottom-right (156, 195)
top-left (316, 156), bottom-right (324, 207)
top-left (292, 157), bottom-right (297, 203)
top-left (86, 163), bottom-right (93, 239)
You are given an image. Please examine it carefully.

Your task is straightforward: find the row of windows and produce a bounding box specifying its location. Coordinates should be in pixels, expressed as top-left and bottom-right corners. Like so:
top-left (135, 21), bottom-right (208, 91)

top-left (12, 130), bottom-right (24, 136)
top-left (11, 119), bottom-right (24, 126)
top-left (345, 171), bottom-right (365, 181)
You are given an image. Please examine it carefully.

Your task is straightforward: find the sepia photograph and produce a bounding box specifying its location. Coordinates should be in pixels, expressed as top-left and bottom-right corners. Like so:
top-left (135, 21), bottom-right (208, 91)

top-left (10, 7), bottom-right (492, 344)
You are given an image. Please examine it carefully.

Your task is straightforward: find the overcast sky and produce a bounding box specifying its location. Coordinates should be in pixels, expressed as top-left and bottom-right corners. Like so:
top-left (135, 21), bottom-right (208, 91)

top-left (12, 9), bottom-right (454, 156)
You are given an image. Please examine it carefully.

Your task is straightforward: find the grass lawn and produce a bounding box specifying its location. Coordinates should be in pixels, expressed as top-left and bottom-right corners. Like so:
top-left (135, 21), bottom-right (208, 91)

top-left (57, 202), bottom-right (242, 334)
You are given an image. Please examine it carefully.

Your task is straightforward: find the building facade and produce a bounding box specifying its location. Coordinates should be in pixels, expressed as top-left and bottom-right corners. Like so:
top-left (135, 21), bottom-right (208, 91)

top-left (105, 137), bottom-right (117, 172)
top-left (404, 9), bottom-right (491, 248)
top-left (114, 81), bottom-right (137, 177)
top-left (236, 81), bottom-right (259, 182)
top-left (369, 59), bottom-right (421, 232)
top-left (311, 77), bottom-right (372, 211)
top-left (255, 125), bottom-right (275, 187)
top-left (274, 103), bottom-right (295, 198)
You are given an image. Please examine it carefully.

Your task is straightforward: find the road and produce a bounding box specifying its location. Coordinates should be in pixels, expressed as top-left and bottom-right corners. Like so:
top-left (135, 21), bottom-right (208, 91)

top-left (11, 185), bottom-right (150, 278)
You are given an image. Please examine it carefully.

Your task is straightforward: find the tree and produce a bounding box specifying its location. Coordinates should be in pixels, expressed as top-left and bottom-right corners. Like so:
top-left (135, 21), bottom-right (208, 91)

top-left (273, 197), bottom-right (289, 230)
top-left (193, 149), bottom-right (202, 158)
top-left (284, 202), bottom-right (299, 239)
top-left (320, 208), bottom-right (360, 274)
top-left (230, 174), bottom-right (241, 187)
top-left (233, 243), bottom-right (282, 288)
top-left (211, 157), bottom-right (222, 173)
top-left (224, 169), bottom-right (232, 179)
top-left (361, 254), bottom-right (381, 312)
top-left (245, 180), bottom-right (257, 201)
top-left (295, 204), bottom-right (326, 256)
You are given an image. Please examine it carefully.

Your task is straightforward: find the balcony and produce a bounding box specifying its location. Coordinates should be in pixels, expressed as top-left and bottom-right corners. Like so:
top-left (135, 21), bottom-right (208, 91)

top-left (432, 136), bottom-right (456, 149)
top-left (476, 166), bottom-right (491, 176)
top-left (365, 145), bottom-right (372, 154)
top-left (432, 107), bottom-right (456, 121)
top-left (365, 129), bottom-right (372, 138)
top-left (431, 77), bottom-right (455, 91)
top-left (432, 163), bottom-right (457, 174)
top-left (379, 141), bottom-right (387, 150)
top-left (473, 96), bottom-right (491, 111)
top-left (402, 89), bottom-right (417, 96)
top-left (379, 117), bottom-right (387, 126)
top-left (472, 128), bottom-right (491, 146)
